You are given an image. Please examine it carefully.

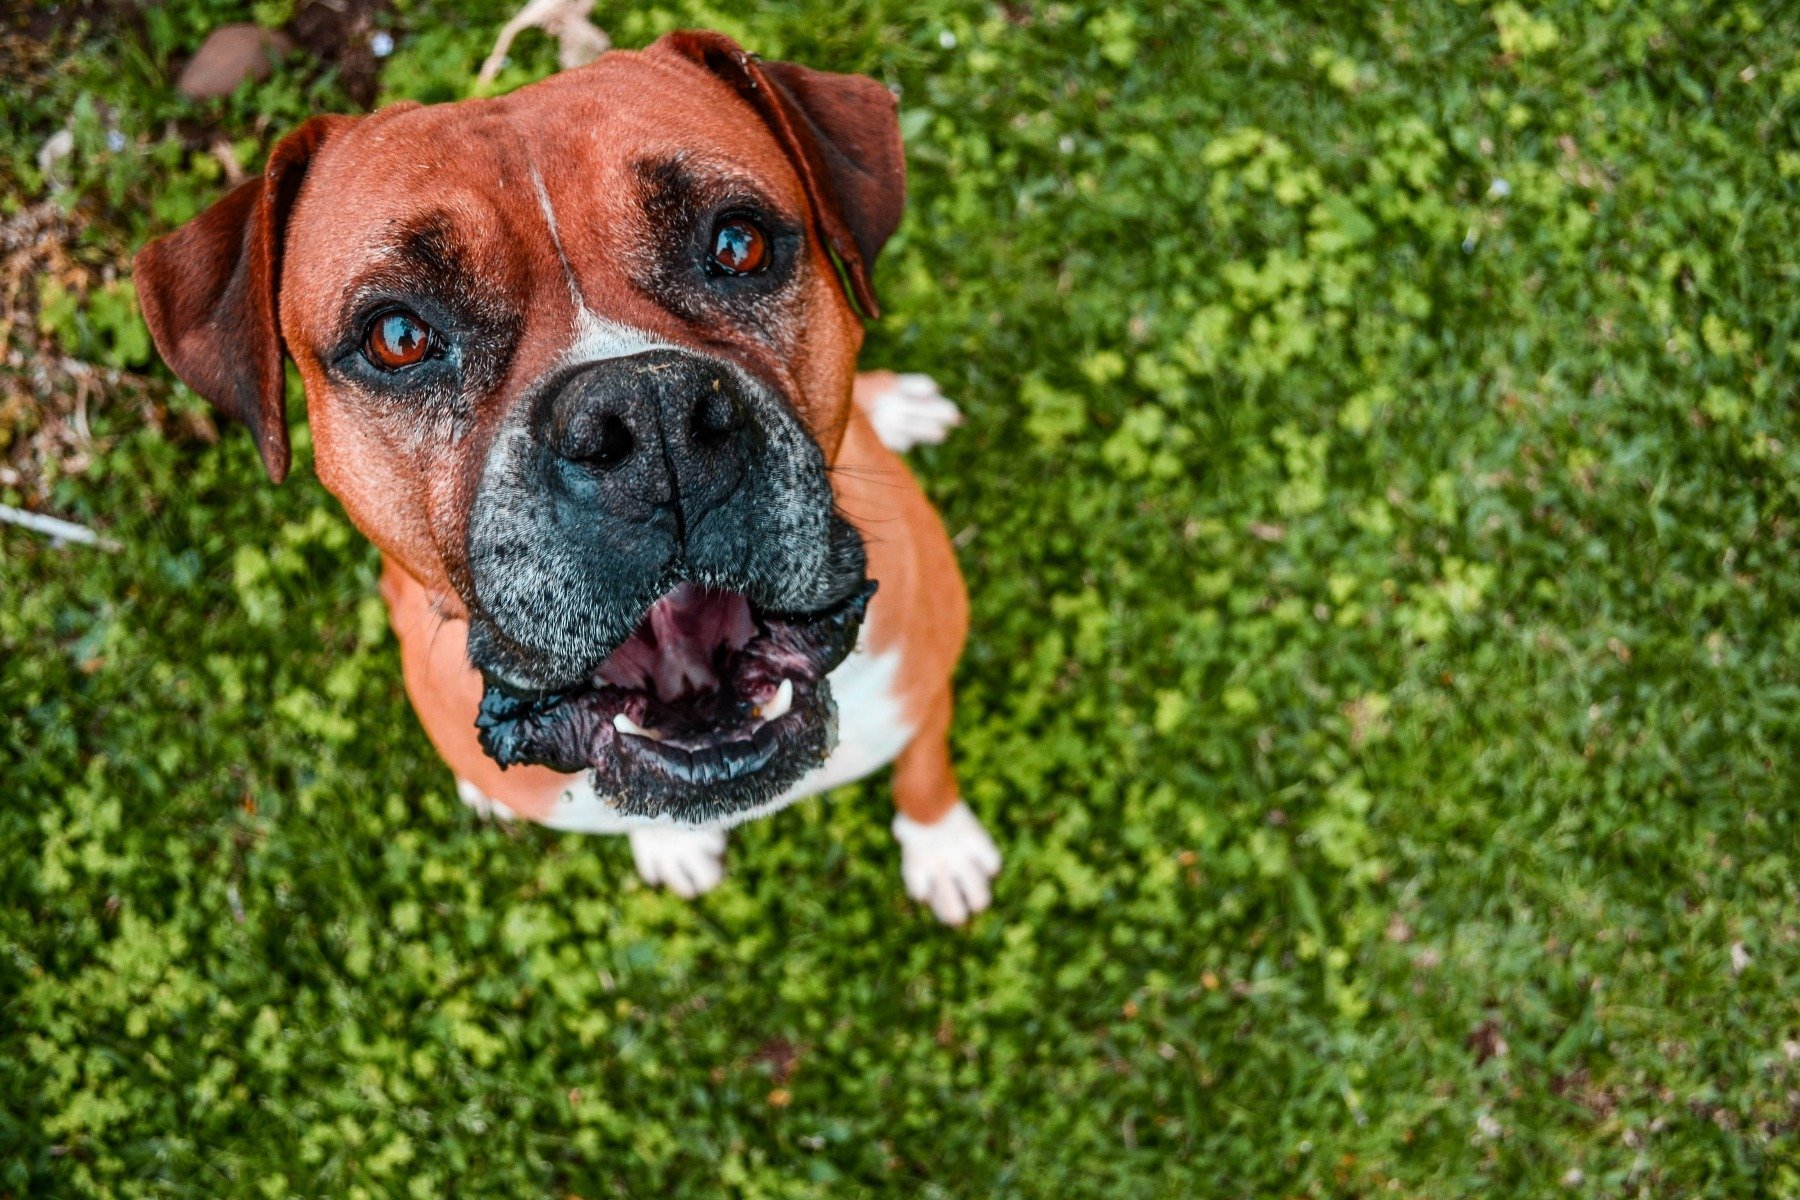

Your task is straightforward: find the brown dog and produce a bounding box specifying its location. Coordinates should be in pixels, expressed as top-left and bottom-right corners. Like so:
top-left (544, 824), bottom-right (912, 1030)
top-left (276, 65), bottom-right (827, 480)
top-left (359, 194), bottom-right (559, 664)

top-left (135, 31), bottom-right (1000, 922)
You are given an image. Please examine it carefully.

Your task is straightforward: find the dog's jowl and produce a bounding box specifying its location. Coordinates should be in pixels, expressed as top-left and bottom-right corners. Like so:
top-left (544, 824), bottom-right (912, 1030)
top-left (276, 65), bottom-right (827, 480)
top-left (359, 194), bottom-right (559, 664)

top-left (134, 31), bottom-right (1001, 922)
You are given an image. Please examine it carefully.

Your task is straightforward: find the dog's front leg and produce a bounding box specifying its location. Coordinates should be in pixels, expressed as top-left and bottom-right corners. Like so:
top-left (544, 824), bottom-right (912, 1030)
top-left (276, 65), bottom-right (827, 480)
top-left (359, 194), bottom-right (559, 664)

top-left (627, 825), bottom-right (727, 898)
top-left (457, 775), bottom-right (728, 897)
top-left (889, 691), bottom-right (1001, 925)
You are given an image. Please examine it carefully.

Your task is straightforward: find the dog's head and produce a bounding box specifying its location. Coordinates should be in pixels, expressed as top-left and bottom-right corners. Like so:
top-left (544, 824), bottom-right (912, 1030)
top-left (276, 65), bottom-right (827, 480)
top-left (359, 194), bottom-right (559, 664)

top-left (135, 32), bottom-right (906, 822)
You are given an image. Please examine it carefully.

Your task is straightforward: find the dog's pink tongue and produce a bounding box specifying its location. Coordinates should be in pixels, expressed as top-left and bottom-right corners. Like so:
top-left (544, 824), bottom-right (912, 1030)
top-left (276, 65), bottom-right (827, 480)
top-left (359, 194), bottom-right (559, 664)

top-left (596, 585), bottom-right (755, 699)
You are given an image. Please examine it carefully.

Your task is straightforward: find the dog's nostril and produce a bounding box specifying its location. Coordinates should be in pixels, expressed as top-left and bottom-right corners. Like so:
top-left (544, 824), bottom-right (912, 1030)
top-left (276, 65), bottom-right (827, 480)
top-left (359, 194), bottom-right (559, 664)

top-left (690, 378), bottom-right (746, 446)
top-left (581, 413), bottom-right (635, 469)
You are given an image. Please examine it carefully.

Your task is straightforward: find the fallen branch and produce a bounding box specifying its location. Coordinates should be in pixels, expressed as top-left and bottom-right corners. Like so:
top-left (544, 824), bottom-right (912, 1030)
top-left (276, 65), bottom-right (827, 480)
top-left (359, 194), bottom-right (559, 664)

top-left (0, 503), bottom-right (121, 551)
top-left (476, 0), bottom-right (608, 89)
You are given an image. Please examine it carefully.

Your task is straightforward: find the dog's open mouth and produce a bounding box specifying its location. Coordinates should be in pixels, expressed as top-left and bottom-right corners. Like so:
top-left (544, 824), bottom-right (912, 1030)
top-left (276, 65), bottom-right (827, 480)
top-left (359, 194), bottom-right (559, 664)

top-left (475, 580), bottom-right (874, 822)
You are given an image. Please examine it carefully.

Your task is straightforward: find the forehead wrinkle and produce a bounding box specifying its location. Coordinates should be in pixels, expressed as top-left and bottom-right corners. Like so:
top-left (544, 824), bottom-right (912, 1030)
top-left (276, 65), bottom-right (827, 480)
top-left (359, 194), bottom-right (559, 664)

top-left (387, 211), bottom-right (460, 272)
top-left (509, 111), bottom-right (670, 365)
top-left (502, 94), bottom-right (593, 320)
top-left (635, 151), bottom-right (793, 215)
top-left (505, 112), bottom-right (661, 376)
top-left (528, 160), bottom-right (590, 315)
top-left (337, 211), bottom-right (476, 314)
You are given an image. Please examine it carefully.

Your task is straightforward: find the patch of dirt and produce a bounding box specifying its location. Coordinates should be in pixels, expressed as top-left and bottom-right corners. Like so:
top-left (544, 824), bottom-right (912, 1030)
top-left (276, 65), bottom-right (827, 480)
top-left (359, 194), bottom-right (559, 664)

top-left (749, 1036), bottom-right (802, 1085)
top-left (0, 202), bottom-right (210, 504)
top-left (1465, 1017), bottom-right (1508, 1066)
top-left (289, 0), bottom-right (393, 109)
top-left (5, 0), bottom-right (123, 47)
top-left (1549, 1068), bottom-right (1621, 1121)
top-left (0, 0), bottom-right (402, 505)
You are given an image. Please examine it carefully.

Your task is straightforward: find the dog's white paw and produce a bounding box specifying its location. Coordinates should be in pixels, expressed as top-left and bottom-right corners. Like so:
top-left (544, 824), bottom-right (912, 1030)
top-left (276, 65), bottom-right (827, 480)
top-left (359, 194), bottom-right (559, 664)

top-left (629, 824), bottom-right (727, 898)
top-left (864, 372), bottom-right (962, 452)
top-left (892, 802), bottom-right (1002, 925)
top-left (457, 777), bottom-right (517, 821)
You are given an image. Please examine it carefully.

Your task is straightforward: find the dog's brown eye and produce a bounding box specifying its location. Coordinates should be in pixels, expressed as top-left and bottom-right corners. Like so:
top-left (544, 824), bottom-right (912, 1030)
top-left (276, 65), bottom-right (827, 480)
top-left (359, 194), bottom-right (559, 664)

top-left (708, 217), bottom-right (768, 276)
top-left (365, 310), bottom-right (432, 370)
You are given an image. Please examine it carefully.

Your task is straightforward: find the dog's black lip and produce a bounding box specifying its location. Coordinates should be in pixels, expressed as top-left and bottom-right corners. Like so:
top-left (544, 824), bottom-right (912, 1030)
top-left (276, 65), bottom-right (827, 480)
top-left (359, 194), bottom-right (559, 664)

top-left (624, 722), bottom-right (783, 783)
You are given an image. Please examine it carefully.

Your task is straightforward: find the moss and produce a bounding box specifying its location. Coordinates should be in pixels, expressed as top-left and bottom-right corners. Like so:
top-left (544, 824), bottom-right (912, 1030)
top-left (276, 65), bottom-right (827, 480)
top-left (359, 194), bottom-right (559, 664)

top-left (4, 1), bottom-right (1800, 1195)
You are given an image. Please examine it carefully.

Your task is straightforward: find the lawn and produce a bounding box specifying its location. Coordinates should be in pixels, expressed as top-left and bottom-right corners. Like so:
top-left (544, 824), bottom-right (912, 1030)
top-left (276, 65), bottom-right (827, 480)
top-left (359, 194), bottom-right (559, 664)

top-left (4, 1), bottom-right (1799, 1195)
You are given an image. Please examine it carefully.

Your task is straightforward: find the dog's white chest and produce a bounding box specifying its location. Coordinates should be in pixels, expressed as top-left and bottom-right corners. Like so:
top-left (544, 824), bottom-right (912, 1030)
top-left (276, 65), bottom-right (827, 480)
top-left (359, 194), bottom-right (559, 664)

top-left (780, 641), bottom-right (915, 803)
top-left (480, 638), bottom-right (916, 834)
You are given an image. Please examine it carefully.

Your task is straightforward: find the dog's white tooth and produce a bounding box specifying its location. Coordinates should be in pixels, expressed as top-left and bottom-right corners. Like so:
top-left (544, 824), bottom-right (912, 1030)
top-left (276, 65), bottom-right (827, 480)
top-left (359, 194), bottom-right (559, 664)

top-left (612, 712), bottom-right (663, 741)
top-left (762, 678), bottom-right (794, 722)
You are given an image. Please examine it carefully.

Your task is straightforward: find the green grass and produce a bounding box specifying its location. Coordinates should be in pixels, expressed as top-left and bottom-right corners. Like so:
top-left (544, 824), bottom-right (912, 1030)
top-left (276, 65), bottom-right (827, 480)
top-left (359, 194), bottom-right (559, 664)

top-left (5, 0), bottom-right (1800, 1195)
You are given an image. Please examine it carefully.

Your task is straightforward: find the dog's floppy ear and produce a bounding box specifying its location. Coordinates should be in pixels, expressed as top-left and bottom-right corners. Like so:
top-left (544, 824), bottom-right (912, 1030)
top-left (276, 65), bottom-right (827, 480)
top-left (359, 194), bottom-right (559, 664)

top-left (654, 31), bottom-right (906, 318)
top-left (134, 116), bottom-right (352, 483)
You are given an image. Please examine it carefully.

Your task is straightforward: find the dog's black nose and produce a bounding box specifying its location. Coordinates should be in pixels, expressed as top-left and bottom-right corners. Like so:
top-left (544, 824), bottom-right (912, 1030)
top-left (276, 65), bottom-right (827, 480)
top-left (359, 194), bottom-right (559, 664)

top-left (538, 349), bottom-right (758, 540)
